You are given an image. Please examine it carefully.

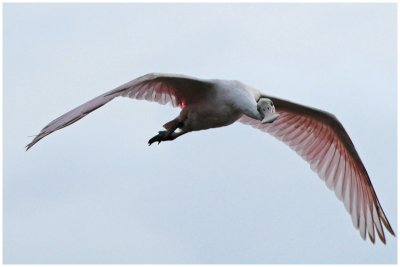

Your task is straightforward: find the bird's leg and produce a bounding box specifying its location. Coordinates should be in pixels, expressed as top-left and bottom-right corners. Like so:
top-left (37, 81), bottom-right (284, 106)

top-left (148, 119), bottom-right (186, 145)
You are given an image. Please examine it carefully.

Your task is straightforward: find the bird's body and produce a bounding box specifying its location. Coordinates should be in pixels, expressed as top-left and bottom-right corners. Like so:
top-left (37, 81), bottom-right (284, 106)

top-left (180, 99), bottom-right (242, 131)
top-left (26, 73), bottom-right (394, 244)
top-left (173, 79), bottom-right (258, 132)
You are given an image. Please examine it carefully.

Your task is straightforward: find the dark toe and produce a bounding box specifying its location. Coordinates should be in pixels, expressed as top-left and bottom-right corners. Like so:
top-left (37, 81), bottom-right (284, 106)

top-left (148, 131), bottom-right (171, 146)
top-left (148, 136), bottom-right (159, 146)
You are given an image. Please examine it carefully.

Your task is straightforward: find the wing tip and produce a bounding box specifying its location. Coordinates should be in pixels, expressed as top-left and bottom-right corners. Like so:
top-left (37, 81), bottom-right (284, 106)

top-left (368, 232), bottom-right (376, 244)
top-left (25, 132), bottom-right (46, 151)
top-left (382, 218), bottom-right (396, 237)
top-left (25, 139), bottom-right (37, 151)
top-left (376, 200), bottom-right (396, 238)
top-left (25, 144), bottom-right (32, 151)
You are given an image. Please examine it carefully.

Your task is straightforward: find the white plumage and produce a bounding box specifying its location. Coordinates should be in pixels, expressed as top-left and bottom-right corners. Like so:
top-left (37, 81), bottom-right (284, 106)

top-left (26, 73), bottom-right (394, 243)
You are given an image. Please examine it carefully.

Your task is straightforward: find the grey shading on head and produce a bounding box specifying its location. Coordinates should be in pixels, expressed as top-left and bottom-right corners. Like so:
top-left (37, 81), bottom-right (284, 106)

top-left (257, 97), bottom-right (279, 123)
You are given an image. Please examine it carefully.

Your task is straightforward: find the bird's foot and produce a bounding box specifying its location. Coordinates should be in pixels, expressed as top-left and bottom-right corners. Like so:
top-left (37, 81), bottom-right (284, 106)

top-left (148, 131), bottom-right (170, 146)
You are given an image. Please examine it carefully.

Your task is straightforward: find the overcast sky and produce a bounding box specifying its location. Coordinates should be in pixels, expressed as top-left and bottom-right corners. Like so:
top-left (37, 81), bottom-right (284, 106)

top-left (4, 3), bottom-right (397, 264)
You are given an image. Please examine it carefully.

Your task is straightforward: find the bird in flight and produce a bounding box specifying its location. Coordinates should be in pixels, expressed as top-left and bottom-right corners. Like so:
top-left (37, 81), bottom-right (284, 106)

top-left (26, 73), bottom-right (394, 243)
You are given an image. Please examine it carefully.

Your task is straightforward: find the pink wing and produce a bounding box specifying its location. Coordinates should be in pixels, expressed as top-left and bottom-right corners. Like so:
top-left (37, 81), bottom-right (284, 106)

top-left (239, 95), bottom-right (395, 243)
top-left (26, 73), bottom-right (213, 150)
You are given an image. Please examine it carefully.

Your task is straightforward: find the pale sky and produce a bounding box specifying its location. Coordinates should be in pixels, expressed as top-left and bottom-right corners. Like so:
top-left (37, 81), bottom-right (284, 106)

top-left (4, 3), bottom-right (397, 264)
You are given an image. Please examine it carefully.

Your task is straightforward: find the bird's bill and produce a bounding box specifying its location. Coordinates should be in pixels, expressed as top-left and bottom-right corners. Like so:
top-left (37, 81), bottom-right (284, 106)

top-left (261, 113), bottom-right (280, 124)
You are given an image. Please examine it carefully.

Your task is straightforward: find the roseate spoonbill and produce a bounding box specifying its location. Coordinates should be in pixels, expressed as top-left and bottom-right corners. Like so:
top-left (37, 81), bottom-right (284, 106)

top-left (26, 73), bottom-right (395, 243)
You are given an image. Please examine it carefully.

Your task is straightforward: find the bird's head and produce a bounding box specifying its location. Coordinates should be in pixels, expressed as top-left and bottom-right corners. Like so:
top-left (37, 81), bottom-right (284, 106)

top-left (257, 98), bottom-right (280, 123)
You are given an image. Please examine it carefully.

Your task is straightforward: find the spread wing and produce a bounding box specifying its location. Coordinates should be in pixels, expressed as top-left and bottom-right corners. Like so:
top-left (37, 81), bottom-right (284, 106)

top-left (26, 73), bottom-right (213, 150)
top-left (239, 95), bottom-right (395, 243)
